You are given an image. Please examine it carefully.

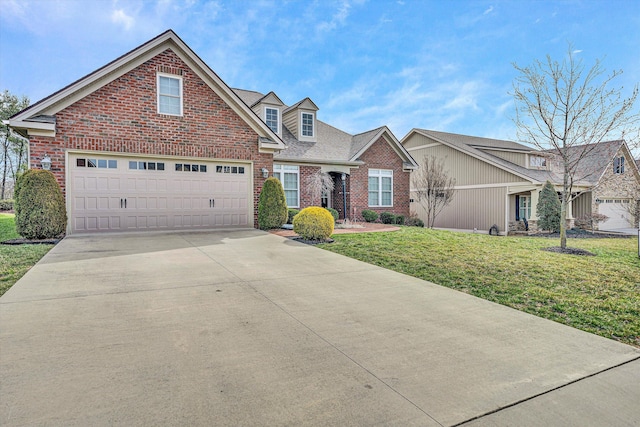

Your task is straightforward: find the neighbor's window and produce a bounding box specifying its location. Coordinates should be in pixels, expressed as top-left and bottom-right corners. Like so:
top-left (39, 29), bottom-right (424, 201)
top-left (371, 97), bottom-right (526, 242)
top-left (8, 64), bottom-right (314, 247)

top-left (368, 169), bottom-right (393, 207)
top-left (157, 74), bottom-right (183, 116)
top-left (265, 107), bottom-right (279, 134)
top-left (301, 112), bottom-right (314, 137)
top-left (529, 155), bottom-right (546, 168)
top-left (613, 156), bottom-right (625, 174)
top-left (273, 164), bottom-right (299, 208)
top-left (518, 195), bottom-right (531, 220)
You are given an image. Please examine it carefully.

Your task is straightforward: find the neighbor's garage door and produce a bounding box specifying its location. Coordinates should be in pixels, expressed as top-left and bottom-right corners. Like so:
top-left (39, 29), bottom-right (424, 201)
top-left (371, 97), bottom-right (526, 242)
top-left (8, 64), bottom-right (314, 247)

top-left (69, 154), bottom-right (251, 233)
top-left (598, 199), bottom-right (632, 231)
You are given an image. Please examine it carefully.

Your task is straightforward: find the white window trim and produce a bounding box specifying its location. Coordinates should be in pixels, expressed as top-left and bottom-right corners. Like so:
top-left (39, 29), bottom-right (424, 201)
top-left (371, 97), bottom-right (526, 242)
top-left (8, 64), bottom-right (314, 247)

top-left (613, 156), bottom-right (625, 174)
top-left (518, 195), bottom-right (532, 220)
top-left (529, 155), bottom-right (546, 168)
top-left (273, 164), bottom-right (300, 208)
top-left (157, 73), bottom-right (183, 116)
top-left (368, 169), bottom-right (393, 207)
top-left (300, 111), bottom-right (315, 140)
top-left (264, 106), bottom-right (281, 135)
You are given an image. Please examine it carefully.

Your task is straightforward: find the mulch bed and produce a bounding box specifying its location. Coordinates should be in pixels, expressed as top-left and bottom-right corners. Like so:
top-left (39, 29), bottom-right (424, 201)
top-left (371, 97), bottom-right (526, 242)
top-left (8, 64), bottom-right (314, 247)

top-left (1, 238), bottom-right (61, 245)
top-left (530, 229), bottom-right (632, 239)
top-left (541, 246), bottom-right (596, 256)
top-left (290, 237), bottom-right (334, 245)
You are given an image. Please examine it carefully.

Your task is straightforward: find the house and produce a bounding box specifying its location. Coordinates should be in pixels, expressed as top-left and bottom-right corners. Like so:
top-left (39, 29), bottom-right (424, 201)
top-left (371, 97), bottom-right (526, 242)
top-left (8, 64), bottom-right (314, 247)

top-left (401, 129), bottom-right (640, 234)
top-left (5, 30), bottom-right (416, 234)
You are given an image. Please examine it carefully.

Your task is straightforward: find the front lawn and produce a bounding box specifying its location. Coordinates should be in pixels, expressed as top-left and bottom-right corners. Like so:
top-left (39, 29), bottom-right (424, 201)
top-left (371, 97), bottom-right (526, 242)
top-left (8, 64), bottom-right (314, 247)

top-left (318, 227), bottom-right (640, 347)
top-left (0, 213), bottom-right (53, 297)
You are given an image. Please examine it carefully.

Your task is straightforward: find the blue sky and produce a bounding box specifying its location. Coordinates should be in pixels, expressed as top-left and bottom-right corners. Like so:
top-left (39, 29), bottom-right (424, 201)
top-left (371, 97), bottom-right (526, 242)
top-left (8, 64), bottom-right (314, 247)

top-left (1, 0), bottom-right (639, 144)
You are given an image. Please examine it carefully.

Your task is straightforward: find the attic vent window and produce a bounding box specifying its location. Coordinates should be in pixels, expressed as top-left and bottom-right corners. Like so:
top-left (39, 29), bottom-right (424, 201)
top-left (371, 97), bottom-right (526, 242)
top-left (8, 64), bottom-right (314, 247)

top-left (302, 112), bottom-right (314, 137)
top-left (529, 156), bottom-right (546, 168)
top-left (157, 73), bottom-right (183, 116)
top-left (613, 156), bottom-right (625, 174)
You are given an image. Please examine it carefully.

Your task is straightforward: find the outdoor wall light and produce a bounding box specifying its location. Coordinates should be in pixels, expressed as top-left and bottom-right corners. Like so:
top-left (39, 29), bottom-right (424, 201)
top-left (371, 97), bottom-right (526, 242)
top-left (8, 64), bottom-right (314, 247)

top-left (41, 154), bottom-right (52, 171)
top-left (261, 168), bottom-right (269, 178)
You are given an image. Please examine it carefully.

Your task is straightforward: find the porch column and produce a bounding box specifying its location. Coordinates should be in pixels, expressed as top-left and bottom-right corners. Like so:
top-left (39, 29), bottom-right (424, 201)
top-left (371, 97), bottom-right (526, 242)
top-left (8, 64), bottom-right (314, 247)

top-left (530, 189), bottom-right (540, 220)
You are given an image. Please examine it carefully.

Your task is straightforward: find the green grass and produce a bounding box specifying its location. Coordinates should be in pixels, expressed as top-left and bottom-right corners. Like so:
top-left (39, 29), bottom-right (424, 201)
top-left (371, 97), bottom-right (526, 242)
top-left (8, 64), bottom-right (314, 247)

top-left (319, 227), bottom-right (640, 347)
top-left (0, 213), bottom-right (53, 297)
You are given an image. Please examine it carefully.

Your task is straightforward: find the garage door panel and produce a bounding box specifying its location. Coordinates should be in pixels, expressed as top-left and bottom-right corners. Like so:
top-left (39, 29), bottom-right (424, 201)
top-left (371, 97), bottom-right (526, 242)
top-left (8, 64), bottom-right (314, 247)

top-left (70, 155), bottom-right (251, 233)
top-left (599, 200), bottom-right (632, 230)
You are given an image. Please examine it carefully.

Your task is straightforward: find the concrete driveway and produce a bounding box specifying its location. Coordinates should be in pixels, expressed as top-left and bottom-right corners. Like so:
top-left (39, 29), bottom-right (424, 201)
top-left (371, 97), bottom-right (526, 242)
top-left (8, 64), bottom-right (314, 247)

top-left (1, 230), bottom-right (639, 426)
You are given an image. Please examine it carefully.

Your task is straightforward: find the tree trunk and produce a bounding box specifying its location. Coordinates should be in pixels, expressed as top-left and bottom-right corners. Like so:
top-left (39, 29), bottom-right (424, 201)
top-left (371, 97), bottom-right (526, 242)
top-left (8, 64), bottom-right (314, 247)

top-left (1, 135), bottom-right (8, 200)
top-left (560, 172), bottom-right (569, 249)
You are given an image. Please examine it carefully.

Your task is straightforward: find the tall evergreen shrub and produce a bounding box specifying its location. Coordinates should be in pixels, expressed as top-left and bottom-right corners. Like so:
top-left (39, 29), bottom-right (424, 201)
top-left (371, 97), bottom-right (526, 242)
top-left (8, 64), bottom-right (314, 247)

top-left (536, 181), bottom-right (561, 232)
top-left (15, 169), bottom-right (67, 239)
top-left (258, 177), bottom-right (288, 230)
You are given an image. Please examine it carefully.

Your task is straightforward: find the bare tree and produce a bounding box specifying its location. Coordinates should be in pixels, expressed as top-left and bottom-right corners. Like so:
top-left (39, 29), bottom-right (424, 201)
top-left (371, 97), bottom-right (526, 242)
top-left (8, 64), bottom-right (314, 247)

top-left (512, 45), bottom-right (639, 249)
top-left (1, 90), bottom-right (30, 199)
top-left (411, 155), bottom-right (456, 228)
top-left (304, 170), bottom-right (334, 205)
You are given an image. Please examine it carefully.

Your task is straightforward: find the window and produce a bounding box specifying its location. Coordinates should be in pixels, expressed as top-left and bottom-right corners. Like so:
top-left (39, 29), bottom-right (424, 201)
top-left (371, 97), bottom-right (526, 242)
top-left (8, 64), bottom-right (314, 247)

top-left (157, 74), bottom-right (183, 116)
top-left (529, 156), bottom-right (546, 168)
top-left (215, 165), bottom-right (244, 174)
top-left (76, 158), bottom-right (117, 169)
top-left (301, 112), bottom-right (314, 137)
top-left (368, 169), bottom-right (393, 207)
top-left (518, 195), bottom-right (531, 220)
top-left (175, 163), bottom-right (206, 172)
top-left (273, 164), bottom-right (299, 207)
top-left (265, 107), bottom-right (279, 134)
top-left (129, 161), bottom-right (165, 171)
top-left (613, 156), bottom-right (625, 174)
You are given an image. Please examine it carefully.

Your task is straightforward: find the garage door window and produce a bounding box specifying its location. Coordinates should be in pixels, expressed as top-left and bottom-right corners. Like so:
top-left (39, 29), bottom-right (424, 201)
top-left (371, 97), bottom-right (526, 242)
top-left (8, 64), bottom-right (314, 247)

top-left (216, 165), bottom-right (245, 174)
top-left (76, 158), bottom-right (117, 169)
top-left (176, 163), bottom-right (206, 172)
top-left (130, 161), bottom-right (165, 171)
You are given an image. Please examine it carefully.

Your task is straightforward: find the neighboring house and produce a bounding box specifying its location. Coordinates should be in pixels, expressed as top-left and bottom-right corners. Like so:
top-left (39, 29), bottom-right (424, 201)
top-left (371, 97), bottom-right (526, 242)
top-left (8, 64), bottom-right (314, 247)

top-left (402, 129), bottom-right (640, 234)
top-left (5, 30), bottom-right (416, 234)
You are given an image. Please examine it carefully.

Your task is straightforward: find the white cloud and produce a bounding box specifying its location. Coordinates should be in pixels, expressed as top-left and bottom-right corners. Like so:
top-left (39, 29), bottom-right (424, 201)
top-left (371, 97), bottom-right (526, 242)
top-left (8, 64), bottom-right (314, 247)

top-left (316, 1), bottom-right (351, 33)
top-left (111, 9), bottom-right (135, 31)
top-left (483, 6), bottom-right (494, 15)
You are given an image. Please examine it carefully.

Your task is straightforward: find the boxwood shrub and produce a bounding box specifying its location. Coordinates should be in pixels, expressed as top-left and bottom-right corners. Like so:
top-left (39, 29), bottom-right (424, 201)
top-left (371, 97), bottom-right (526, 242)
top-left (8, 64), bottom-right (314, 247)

top-left (325, 207), bottom-right (339, 222)
top-left (361, 209), bottom-right (378, 223)
top-left (15, 169), bottom-right (67, 239)
top-left (287, 208), bottom-right (300, 224)
top-left (380, 212), bottom-right (396, 224)
top-left (293, 206), bottom-right (334, 240)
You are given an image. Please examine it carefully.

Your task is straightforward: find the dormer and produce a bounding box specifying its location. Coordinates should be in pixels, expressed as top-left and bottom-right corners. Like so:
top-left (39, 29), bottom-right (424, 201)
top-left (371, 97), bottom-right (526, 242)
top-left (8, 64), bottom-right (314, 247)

top-left (283, 97), bottom-right (319, 142)
top-left (249, 91), bottom-right (285, 136)
top-left (527, 153), bottom-right (549, 170)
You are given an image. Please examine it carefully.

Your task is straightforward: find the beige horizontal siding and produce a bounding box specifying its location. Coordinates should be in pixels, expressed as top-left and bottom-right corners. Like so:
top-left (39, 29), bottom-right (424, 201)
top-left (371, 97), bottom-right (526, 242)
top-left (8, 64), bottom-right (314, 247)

top-left (411, 187), bottom-right (506, 232)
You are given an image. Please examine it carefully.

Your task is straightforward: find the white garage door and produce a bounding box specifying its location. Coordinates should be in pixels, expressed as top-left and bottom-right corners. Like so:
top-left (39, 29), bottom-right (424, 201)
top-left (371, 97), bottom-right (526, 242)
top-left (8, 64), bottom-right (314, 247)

top-left (69, 154), bottom-right (251, 233)
top-left (598, 199), bottom-right (632, 231)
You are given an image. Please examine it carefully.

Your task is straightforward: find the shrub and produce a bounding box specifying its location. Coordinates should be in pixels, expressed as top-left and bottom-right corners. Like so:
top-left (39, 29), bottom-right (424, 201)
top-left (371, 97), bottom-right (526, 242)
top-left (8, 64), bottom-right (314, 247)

top-left (14, 169), bottom-right (67, 239)
top-left (380, 212), bottom-right (396, 224)
top-left (536, 181), bottom-right (561, 232)
top-left (287, 208), bottom-right (300, 224)
top-left (405, 217), bottom-right (425, 227)
top-left (361, 209), bottom-right (378, 223)
top-left (293, 206), bottom-right (334, 240)
top-left (258, 177), bottom-right (288, 230)
top-left (0, 199), bottom-right (14, 211)
top-left (395, 215), bottom-right (405, 225)
top-left (325, 207), bottom-right (339, 222)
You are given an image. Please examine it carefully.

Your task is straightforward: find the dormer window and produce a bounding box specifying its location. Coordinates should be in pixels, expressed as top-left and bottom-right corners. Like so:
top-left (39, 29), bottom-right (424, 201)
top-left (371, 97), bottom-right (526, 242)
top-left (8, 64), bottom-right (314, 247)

top-left (529, 155), bottom-right (546, 168)
top-left (157, 73), bottom-right (183, 116)
top-left (265, 107), bottom-right (279, 134)
top-left (613, 156), bottom-right (625, 174)
top-left (302, 112), bottom-right (314, 137)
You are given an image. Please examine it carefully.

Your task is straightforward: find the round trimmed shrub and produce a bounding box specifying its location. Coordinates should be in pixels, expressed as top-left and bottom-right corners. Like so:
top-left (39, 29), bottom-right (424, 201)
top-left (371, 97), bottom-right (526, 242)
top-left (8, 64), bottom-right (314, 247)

top-left (395, 215), bottom-right (405, 225)
top-left (380, 212), bottom-right (396, 224)
top-left (287, 208), bottom-right (300, 224)
top-left (361, 209), bottom-right (378, 223)
top-left (15, 169), bottom-right (67, 239)
top-left (258, 177), bottom-right (288, 230)
top-left (405, 217), bottom-right (425, 227)
top-left (293, 206), bottom-right (334, 241)
top-left (325, 207), bottom-right (339, 222)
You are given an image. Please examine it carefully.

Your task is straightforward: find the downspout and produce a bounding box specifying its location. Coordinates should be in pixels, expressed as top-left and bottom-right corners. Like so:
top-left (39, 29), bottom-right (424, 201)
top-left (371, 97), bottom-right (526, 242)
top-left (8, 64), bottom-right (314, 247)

top-left (341, 173), bottom-right (347, 220)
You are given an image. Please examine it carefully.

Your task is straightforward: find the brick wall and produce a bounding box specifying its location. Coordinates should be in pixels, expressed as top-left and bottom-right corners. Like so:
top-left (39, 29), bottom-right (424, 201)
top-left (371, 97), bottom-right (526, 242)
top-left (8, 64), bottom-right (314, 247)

top-left (348, 136), bottom-right (411, 221)
top-left (299, 165), bottom-right (322, 208)
top-left (28, 48), bottom-right (271, 227)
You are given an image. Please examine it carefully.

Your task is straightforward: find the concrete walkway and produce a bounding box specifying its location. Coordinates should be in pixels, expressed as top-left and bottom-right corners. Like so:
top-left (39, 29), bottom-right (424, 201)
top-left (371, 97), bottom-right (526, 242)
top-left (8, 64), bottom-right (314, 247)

top-left (1, 230), bottom-right (639, 426)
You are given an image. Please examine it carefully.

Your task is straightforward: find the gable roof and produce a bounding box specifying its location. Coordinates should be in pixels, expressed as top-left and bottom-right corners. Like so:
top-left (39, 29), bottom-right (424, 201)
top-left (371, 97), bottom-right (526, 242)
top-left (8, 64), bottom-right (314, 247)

top-left (405, 129), bottom-right (557, 184)
top-left (234, 89), bottom-right (417, 168)
top-left (545, 140), bottom-right (640, 184)
top-left (5, 30), bottom-right (285, 152)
